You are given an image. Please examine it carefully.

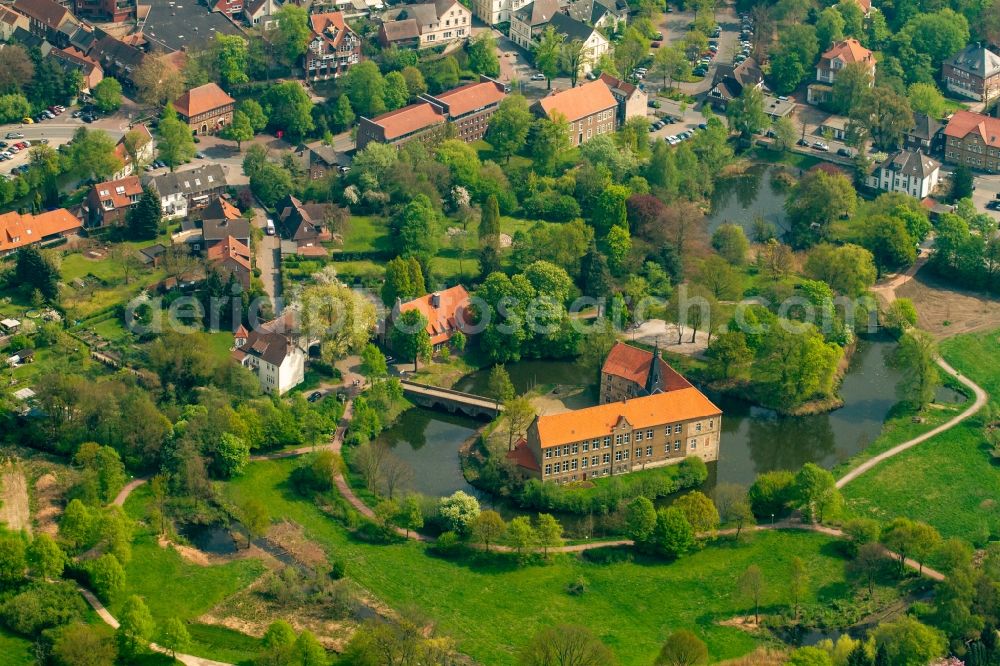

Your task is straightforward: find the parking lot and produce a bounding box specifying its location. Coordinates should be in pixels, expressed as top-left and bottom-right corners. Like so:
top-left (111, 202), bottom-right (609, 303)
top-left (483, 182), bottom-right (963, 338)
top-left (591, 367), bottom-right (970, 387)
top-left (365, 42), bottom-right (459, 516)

top-left (970, 172), bottom-right (1000, 220)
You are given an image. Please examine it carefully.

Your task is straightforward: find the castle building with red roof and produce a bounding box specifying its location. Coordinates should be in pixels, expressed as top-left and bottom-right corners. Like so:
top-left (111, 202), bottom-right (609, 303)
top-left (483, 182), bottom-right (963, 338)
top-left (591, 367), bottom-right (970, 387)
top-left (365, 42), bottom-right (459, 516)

top-left (385, 285), bottom-right (471, 352)
top-left (944, 110), bottom-right (1000, 173)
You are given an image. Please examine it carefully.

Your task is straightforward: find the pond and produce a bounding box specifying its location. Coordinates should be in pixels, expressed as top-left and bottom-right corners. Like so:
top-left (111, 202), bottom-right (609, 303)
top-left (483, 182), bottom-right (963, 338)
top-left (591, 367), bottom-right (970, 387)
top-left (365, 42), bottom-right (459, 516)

top-left (707, 163), bottom-right (792, 237)
top-left (378, 336), bottom-right (912, 502)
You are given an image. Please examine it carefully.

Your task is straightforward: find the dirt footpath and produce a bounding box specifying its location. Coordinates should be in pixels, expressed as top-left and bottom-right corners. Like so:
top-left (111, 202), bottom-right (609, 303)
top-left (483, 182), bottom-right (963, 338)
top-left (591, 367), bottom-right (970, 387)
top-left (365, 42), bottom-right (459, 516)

top-left (896, 269), bottom-right (1000, 338)
top-left (0, 463), bottom-right (31, 534)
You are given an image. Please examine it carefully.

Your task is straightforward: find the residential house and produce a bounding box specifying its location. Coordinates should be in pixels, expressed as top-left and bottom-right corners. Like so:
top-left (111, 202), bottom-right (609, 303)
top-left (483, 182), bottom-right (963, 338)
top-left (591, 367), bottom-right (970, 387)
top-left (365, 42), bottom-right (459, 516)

top-left (598, 73), bottom-right (647, 123)
top-left (807, 38), bottom-right (875, 106)
top-left (854, 0), bottom-right (873, 16)
top-left (199, 197), bottom-right (250, 253)
top-left (708, 57), bottom-right (764, 110)
top-left (148, 164), bottom-right (228, 220)
top-left (903, 112), bottom-right (943, 154)
top-left (173, 83), bottom-right (236, 136)
top-left (470, 0), bottom-right (531, 26)
top-left (385, 285), bottom-right (471, 353)
top-left (83, 175), bottom-right (142, 227)
top-left (566, 0), bottom-right (628, 30)
top-left (207, 235), bottom-right (252, 290)
top-left (305, 11), bottom-right (361, 81)
top-left (378, 19), bottom-right (421, 49)
top-left (301, 142), bottom-right (340, 180)
top-left (509, 0), bottom-right (558, 50)
top-left (111, 123), bottom-right (154, 180)
top-left (13, 0), bottom-right (77, 47)
top-left (379, 0), bottom-right (471, 49)
top-left (533, 78), bottom-right (618, 147)
top-left (243, 0), bottom-right (280, 27)
top-left (74, 0), bottom-right (135, 23)
top-left (0, 209), bottom-right (82, 256)
top-left (233, 318), bottom-right (306, 394)
top-left (819, 114), bottom-right (849, 141)
top-left (356, 77), bottom-right (507, 149)
top-left (519, 386), bottom-right (722, 482)
top-left (943, 110), bottom-right (1000, 173)
top-left (546, 12), bottom-right (609, 74)
top-left (88, 29), bottom-right (145, 88)
top-left (48, 46), bottom-right (103, 93)
top-left (275, 195), bottom-right (337, 254)
top-left (212, 0), bottom-right (243, 18)
top-left (0, 7), bottom-right (30, 42)
top-left (866, 149), bottom-right (941, 199)
top-left (942, 43), bottom-right (1000, 102)
top-left (599, 341), bottom-right (693, 404)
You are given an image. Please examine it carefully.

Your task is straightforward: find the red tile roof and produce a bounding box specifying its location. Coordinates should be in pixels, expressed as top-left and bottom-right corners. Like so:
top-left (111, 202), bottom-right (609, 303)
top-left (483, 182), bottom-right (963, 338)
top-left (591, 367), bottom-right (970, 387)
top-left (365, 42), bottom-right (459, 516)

top-left (174, 83), bottom-right (235, 119)
top-left (821, 38), bottom-right (874, 67)
top-left (398, 285), bottom-right (470, 346)
top-left (434, 80), bottom-right (506, 116)
top-left (944, 110), bottom-right (1000, 149)
top-left (92, 175), bottom-right (142, 210)
top-left (0, 209), bottom-right (81, 253)
top-left (535, 389), bottom-right (721, 448)
top-left (602, 342), bottom-right (693, 392)
top-left (369, 101), bottom-right (446, 140)
top-left (538, 79), bottom-right (617, 123)
top-left (507, 438), bottom-right (541, 472)
top-left (207, 235), bottom-right (252, 271)
top-left (310, 11), bottom-right (354, 48)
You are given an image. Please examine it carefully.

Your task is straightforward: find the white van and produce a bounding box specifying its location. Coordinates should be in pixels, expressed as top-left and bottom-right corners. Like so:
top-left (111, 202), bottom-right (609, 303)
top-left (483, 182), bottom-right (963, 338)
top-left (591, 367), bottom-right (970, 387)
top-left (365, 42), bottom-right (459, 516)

top-left (265, 219), bottom-right (275, 235)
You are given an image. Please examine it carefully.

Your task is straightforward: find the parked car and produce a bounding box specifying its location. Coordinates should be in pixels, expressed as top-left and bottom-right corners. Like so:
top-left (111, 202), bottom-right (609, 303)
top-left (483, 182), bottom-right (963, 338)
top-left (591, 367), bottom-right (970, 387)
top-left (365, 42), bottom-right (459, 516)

top-left (81, 114), bottom-right (94, 123)
top-left (21, 117), bottom-right (32, 124)
top-left (812, 141), bottom-right (830, 151)
top-left (651, 40), bottom-right (662, 48)
top-left (307, 391), bottom-right (323, 403)
top-left (71, 110), bottom-right (82, 118)
top-left (986, 200), bottom-right (1000, 210)
top-left (797, 138), bottom-right (810, 146)
top-left (837, 148), bottom-right (852, 157)
top-left (195, 151), bottom-right (206, 159)
top-left (648, 99), bottom-right (661, 108)
top-left (530, 73), bottom-right (545, 81)
top-left (337, 165), bottom-right (351, 173)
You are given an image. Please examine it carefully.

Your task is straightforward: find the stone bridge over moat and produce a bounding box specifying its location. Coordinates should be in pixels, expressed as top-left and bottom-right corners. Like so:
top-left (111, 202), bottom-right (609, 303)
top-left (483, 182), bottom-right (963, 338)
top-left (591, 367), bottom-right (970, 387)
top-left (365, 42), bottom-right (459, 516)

top-left (399, 380), bottom-right (502, 420)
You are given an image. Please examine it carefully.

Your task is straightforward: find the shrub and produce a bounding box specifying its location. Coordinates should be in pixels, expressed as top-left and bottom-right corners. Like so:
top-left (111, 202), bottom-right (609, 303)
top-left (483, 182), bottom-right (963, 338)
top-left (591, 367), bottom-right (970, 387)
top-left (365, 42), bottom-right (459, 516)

top-left (0, 581), bottom-right (87, 636)
top-left (748, 470), bottom-right (797, 518)
top-left (432, 531), bottom-right (463, 557)
top-left (565, 576), bottom-right (588, 596)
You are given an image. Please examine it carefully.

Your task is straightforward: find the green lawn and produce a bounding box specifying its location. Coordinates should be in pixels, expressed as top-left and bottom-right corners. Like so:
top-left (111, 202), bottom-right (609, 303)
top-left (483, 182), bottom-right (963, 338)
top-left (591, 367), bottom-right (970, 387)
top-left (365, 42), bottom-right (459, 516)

top-left (0, 628), bottom-right (34, 665)
top-left (340, 215), bottom-right (391, 254)
top-left (117, 486), bottom-right (267, 664)
top-left (220, 459), bottom-right (860, 665)
top-left (841, 330), bottom-right (1000, 543)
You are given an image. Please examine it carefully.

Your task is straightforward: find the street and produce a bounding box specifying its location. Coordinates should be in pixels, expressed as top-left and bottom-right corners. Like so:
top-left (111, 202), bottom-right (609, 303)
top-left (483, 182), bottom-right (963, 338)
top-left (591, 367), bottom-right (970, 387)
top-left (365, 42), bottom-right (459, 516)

top-left (250, 204), bottom-right (283, 313)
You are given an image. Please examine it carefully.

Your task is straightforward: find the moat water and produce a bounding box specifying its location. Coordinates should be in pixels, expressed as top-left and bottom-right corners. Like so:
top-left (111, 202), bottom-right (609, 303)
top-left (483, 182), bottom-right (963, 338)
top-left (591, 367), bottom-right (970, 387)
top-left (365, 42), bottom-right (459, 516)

top-left (707, 163), bottom-right (791, 236)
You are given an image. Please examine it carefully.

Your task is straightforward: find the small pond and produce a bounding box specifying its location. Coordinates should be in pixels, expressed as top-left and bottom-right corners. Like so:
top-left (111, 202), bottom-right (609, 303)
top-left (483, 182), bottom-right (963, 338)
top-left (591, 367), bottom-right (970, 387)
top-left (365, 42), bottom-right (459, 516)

top-left (707, 163), bottom-right (792, 237)
top-left (181, 523), bottom-right (240, 556)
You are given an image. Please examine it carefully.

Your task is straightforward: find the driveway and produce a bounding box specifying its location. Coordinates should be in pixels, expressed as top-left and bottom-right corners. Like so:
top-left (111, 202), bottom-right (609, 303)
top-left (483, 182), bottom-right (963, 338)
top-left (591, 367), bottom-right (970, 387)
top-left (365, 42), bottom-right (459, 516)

top-left (252, 205), bottom-right (282, 313)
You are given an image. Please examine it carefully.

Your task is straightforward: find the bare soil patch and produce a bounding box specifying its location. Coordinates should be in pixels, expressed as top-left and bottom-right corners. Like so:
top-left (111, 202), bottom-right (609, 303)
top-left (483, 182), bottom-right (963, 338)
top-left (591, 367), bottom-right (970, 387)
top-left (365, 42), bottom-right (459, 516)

top-left (266, 520), bottom-right (329, 570)
top-left (896, 269), bottom-right (1000, 338)
top-left (33, 473), bottom-right (62, 535)
top-left (0, 463), bottom-right (30, 534)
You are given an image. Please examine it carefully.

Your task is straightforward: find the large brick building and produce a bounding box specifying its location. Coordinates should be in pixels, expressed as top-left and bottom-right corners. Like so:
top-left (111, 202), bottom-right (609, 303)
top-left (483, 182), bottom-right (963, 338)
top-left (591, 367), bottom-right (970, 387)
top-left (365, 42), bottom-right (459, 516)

top-left (173, 83), bottom-right (236, 136)
top-left (305, 12), bottom-right (361, 81)
top-left (509, 342), bottom-right (722, 483)
top-left (533, 79), bottom-right (618, 147)
top-left (943, 110), bottom-right (1000, 173)
top-left (942, 43), bottom-right (1000, 102)
top-left (355, 77), bottom-right (507, 150)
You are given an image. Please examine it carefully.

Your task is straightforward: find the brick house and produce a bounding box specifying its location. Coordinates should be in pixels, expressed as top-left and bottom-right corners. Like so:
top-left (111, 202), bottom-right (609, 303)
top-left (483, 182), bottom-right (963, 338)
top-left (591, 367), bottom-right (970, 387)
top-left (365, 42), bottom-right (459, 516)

top-left (943, 110), bottom-right (1000, 173)
top-left (942, 43), bottom-right (1000, 103)
top-left (83, 175), bottom-right (143, 228)
top-left (173, 83), bottom-right (236, 136)
top-left (356, 77), bottom-right (507, 149)
top-left (305, 12), bottom-right (361, 81)
top-left (207, 235), bottom-right (252, 290)
top-left (599, 341), bottom-right (694, 404)
top-left (0, 209), bottom-right (82, 256)
top-left (13, 0), bottom-right (78, 47)
top-left (533, 78), bottom-right (618, 147)
top-left (74, 0), bottom-right (135, 22)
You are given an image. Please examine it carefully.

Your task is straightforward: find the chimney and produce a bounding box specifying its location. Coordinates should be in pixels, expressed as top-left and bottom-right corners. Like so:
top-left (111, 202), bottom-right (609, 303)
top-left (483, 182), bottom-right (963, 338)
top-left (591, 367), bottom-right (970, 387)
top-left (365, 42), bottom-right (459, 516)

top-left (431, 292), bottom-right (441, 308)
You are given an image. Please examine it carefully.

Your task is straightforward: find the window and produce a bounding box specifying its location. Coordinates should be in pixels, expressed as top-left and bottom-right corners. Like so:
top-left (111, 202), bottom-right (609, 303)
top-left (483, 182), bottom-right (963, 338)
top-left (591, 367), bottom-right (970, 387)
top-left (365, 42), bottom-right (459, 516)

top-left (696, 423), bottom-right (702, 432)
top-left (582, 441), bottom-right (589, 452)
top-left (544, 464), bottom-right (551, 475)
top-left (603, 436), bottom-right (611, 447)
top-left (665, 443), bottom-right (670, 454)
top-left (572, 444), bottom-right (579, 454)
top-left (674, 440), bottom-right (681, 450)
top-left (592, 438), bottom-right (600, 448)
top-left (635, 448), bottom-right (642, 458)
top-left (562, 445), bottom-right (569, 456)
top-left (615, 434), bottom-right (623, 445)
top-left (581, 457), bottom-right (588, 468)
top-left (603, 453), bottom-right (610, 464)
top-left (554, 448), bottom-right (560, 458)
top-left (689, 439), bottom-right (697, 450)
top-left (571, 459), bottom-right (578, 470)
top-left (615, 450), bottom-right (623, 461)
top-left (635, 431), bottom-right (643, 442)
top-left (592, 455), bottom-right (599, 465)
top-left (562, 461), bottom-right (570, 472)
top-left (623, 432), bottom-right (630, 443)
top-left (674, 424), bottom-right (682, 433)
top-left (708, 419), bottom-right (714, 429)
top-left (646, 446), bottom-right (653, 457)
top-left (646, 429), bottom-right (654, 439)
top-left (623, 449), bottom-right (630, 459)
top-left (545, 449), bottom-right (552, 459)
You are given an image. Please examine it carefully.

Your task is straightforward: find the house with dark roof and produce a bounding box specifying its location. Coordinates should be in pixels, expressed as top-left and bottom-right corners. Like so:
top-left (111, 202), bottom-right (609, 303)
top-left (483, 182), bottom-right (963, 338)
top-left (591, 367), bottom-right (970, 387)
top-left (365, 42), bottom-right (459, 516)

top-left (942, 43), bottom-right (1000, 102)
top-left (83, 175), bottom-right (142, 227)
top-left (566, 0), bottom-right (628, 30)
top-left (903, 112), bottom-right (943, 155)
top-left (533, 78), bottom-right (618, 146)
top-left (356, 76), bottom-right (507, 149)
top-left (88, 29), bottom-right (145, 87)
top-left (379, 0), bottom-right (471, 49)
top-left (275, 195), bottom-right (337, 253)
top-left (511, 8), bottom-right (609, 72)
top-left (13, 0), bottom-right (76, 47)
top-left (48, 46), bottom-right (103, 92)
top-left (943, 110), bottom-right (1000, 173)
top-left (708, 57), bottom-right (764, 110)
top-left (0, 7), bottom-right (30, 42)
top-left (509, 0), bottom-right (558, 49)
top-left (305, 11), bottom-right (361, 81)
top-left (866, 149), bottom-right (941, 199)
top-left (148, 164), bottom-right (228, 220)
top-left (139, 243), bottom-right (167, 267)
top-left (243, 0), bottom-right (280, 27)
top-left (173, 83), bottom-right (236, 136)
top-left (233, 319), bottom-right (306, 394)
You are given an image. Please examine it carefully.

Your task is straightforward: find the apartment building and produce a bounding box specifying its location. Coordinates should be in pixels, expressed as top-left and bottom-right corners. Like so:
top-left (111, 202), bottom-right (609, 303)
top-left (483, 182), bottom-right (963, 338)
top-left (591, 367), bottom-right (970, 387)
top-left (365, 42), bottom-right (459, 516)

top-left (866, 149), bottom-right (941, 199)
top-left (943, 110), bottom-right (1000, 173)
top-left (379, 0), bottom-right (471, 49)
top-left (305, 11), bottom-right (361, 81)
top-left (509, 0), bottom-right (558, 49)
top-left (148, 165), bottom-right (228, 220)
top-left (533, 79), bottom-right (618, 147)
